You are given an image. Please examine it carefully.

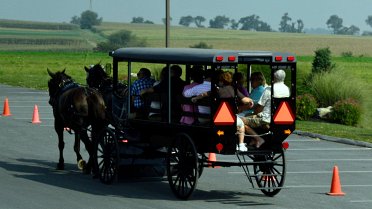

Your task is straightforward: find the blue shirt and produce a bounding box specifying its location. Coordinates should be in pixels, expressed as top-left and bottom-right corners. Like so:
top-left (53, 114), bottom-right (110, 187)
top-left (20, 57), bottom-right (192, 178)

top-left (238, 85), bottom-right (265, 116)
top-left (131, 77), bottom-right (155, 109)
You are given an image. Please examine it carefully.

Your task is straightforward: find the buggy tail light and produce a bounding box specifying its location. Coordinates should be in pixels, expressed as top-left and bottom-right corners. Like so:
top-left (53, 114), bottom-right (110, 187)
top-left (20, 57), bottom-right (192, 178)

top-left (275, 56), bottom-right (283, 62)
top-left (282, 141), bottom-right (289, 150)
top-left (215, 56), bottom-right (224, 62)
top-left (228, 56), bottom-right (236, 62)
top-left (287, 56), bottom-right (295, 62)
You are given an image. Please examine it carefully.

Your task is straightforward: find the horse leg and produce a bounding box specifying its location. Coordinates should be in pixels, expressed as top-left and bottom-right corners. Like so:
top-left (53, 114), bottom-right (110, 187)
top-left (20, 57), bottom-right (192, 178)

top-left (56, 124), bottom-right (65, 170)
top-left (74, 133), bottom-right (86, 170)
top-left (80, 130), bottom-right (94, 175)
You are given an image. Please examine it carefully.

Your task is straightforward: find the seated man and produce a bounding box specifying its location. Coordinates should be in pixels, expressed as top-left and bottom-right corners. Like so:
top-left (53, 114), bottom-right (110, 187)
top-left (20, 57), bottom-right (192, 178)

top-left (130, 68), bottom-right (155, 118)
top-left (238, 69), bottom-right (290, 149)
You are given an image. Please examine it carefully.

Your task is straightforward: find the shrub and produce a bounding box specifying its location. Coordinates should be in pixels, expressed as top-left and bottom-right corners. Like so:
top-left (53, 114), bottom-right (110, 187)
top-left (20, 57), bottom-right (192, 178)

top-left (311, 47), bottom-right (335, 74)
top-left (341, 51), bottom-right (353, 57)
top-left (189, 42), bottom-right (213, 49)
top-left (296, 94), bottom-right (318, 120)
top-left (330, 98), bottom-right (361, 126)
top-left (94, 30), bottom-right (147, 52)
top-left (309, 71), bottom-right (363, 107)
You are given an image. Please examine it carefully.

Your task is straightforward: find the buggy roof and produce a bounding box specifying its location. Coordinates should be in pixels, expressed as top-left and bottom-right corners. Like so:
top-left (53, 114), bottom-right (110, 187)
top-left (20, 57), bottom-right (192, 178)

top-left (109, 47), bottom-right (296, 64)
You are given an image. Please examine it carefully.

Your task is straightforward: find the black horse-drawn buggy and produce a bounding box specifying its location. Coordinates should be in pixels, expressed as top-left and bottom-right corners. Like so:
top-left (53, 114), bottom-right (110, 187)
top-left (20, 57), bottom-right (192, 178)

top-left (93, 47), bottom-right (296, 200)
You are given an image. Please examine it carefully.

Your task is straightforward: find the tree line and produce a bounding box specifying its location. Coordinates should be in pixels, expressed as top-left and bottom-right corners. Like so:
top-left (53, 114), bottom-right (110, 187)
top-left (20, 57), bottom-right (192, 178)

top-left (70, 10), bottom-right (372, 36)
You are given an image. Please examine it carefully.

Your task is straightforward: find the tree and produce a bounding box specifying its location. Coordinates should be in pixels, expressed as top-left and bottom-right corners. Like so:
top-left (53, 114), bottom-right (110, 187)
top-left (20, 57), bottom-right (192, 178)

top-left (279, 13), bottom-right (292, 32)
top-left (79, 10), bottom-right (102, 29)
top-left (179, 16), bottom-right (194, 27)
top-left (239, 15), bottom-right (260, 31)
top-left (230, 19), bottom-right (239, 30)
top-left (365, 15), bottom-right (372, 28)
top-left (131, 17), bottom-right (144, 23)
top-left (326, 15), bottom-right (343, 34)
top-left (297, 19), bottom-right (304, 33)
top-left (194, 16), bottom-right (206, 28)
top-left (209, 15), bottom-right (230, 29)
top-left (70, 15), bottom-right (80, 25)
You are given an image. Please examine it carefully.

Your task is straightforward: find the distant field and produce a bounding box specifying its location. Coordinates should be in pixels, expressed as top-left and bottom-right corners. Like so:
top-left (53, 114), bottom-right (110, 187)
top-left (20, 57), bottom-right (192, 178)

top-left (94, 22), bottom-right (372, 56)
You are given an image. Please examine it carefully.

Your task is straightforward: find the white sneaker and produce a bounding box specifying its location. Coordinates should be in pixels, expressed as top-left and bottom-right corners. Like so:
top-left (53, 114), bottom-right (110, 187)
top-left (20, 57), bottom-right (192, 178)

top-left (237, 143), bottom-right (247, 152)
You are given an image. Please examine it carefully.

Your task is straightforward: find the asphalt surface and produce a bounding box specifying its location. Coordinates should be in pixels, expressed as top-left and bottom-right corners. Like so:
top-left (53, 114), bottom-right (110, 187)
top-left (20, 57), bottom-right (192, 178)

top-left (1, 84), bottom-right (372, 209)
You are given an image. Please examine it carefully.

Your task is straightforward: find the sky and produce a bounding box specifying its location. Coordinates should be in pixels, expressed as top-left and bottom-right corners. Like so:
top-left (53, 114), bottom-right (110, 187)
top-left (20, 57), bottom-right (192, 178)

top-left (1, 0), bottom-right (372, 32)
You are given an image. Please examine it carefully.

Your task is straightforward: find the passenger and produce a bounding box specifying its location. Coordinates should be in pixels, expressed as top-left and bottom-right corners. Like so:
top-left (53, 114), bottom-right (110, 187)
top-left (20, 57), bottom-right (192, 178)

top-left (180, 66), bottom-right (204, 125)
top-left (239, 69), bottom-right (290, 149)
top-left (183, 68), bottom-right (213, 124)
top-left (140, 65), bottom-right (186, 122)
top-left (214, 71), bottom-right (254, 152)
top-left (130, 68), bottom-right (155, 118)
top-left (190, 70), bottom-right (254, 151)
top-left (238, 72), bottom-right (266, 116)
top-left (233, 72), bottom-right (249, 97)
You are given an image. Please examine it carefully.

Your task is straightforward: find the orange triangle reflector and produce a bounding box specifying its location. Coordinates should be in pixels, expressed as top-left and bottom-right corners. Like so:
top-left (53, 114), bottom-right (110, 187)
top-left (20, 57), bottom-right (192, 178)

top-left (213, 102), bottom-right (235, 125)
top-left (273, 101), bottom-right (295, 125)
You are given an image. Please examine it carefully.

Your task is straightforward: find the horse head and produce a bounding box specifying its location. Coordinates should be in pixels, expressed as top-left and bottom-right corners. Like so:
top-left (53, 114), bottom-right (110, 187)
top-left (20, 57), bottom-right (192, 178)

top-left (47, 68), bottom-right (74, 106)
top-left (85, 63), bottom-right (110, 90)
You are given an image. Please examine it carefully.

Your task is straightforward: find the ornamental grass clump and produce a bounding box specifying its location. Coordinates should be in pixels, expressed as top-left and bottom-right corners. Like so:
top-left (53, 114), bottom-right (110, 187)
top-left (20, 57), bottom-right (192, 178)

top-left (309, 71), bottom-right (362, 107)
top-left (330, 98), bottom-right (361, 126)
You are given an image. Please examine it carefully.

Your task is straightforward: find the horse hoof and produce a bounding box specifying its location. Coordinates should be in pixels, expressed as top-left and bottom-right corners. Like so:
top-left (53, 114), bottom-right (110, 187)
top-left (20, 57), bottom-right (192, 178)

top-left (77, 159), bottom-right (86, 170)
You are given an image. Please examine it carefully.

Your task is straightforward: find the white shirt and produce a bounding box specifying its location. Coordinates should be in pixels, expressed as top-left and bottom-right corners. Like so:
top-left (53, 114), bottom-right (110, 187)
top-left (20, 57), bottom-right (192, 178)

top-left (257, 87), bottom-right (271, 123)
top-left (273, 82), bottom-right (290, 98)
top-left (183, 81), bottom-right (211, 114)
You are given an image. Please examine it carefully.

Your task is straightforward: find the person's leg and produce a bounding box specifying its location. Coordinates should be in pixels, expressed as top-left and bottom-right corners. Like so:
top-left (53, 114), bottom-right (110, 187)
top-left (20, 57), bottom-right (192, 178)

top-left (243, 117), bottom-right (265, 148)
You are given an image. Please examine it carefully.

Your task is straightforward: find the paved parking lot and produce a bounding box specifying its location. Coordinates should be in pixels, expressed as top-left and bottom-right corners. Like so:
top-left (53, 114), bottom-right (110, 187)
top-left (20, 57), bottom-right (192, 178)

top-left (1, 84), bottom-right (372, 209)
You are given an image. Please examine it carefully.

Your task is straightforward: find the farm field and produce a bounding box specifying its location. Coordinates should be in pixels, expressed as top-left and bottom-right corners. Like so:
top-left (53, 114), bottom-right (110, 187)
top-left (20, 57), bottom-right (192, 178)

top-left (0, 19), bottom-right (371, 142)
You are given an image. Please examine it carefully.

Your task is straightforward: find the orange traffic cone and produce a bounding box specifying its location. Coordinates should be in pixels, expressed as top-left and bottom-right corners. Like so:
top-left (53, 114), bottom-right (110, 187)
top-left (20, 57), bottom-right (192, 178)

top-left (31, 105), bottom-right (41, 124)
top-left (2, 97), bottom-right (11, 116)
top-left (327, 165), bottom-right (345, 196)
top-left (208, 153), bottom-right (220, 168)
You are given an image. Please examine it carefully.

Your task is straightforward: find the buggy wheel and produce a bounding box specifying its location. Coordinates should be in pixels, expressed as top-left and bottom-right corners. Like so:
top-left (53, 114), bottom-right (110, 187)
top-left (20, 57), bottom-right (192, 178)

top-left (167, 133), bottom-right (198, 200)
top-left (253, 148), bottom-right (286, 196)
top-left (97, 127), bottom-right (119, 184)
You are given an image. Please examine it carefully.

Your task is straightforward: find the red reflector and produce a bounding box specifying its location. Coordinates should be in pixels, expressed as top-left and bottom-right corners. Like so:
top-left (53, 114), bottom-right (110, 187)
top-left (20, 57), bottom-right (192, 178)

top-left (282, 141), bottom-right (289, 149)
top-left (273, 101), bottom-right (295, 125)
top-left (121, 139), bottom-right (128, 143)
top-left (213, 102), bottom-right (235, 125)
top-left (275, 56), bottom-right (283, 62)
top-left (215, 56), bottom-right (224, 62)
top-left (216, 143), bottom-right (223, 152)
top-left (228, 56), bottom-right (236, 62)
top-left (287, 56), bottom-right (295, 62)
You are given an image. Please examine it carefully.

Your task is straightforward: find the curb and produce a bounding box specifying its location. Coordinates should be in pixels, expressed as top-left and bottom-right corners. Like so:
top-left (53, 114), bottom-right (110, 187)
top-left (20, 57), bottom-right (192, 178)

top-left (293, 130), bottom-right (372, 148)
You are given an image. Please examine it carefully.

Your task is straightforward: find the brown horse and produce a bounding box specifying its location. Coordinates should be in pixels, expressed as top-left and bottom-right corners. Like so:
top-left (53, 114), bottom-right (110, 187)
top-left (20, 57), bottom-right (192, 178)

top-left (84, 64), bottom-right (128, 125)
top-left (47, 68), bottom-right (106, 175)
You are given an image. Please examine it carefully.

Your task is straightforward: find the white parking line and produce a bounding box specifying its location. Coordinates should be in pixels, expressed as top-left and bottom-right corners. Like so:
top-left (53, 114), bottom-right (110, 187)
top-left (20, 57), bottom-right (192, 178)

top-left (350, 200), bottom-right (372, 203)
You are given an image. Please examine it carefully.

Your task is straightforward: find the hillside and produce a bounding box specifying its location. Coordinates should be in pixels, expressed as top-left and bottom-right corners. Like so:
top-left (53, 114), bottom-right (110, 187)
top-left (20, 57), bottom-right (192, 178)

top-left (1, 19), bottom-right (372, 56)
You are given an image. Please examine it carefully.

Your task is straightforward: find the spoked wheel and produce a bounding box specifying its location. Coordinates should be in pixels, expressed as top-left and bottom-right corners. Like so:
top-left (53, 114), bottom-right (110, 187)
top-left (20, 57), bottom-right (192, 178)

top-left (167, 133), bottom-right (198, 200)
top-left (97, 127), bottom-right (119, 184)
top-left (253, 148), bottom-right (286, 196)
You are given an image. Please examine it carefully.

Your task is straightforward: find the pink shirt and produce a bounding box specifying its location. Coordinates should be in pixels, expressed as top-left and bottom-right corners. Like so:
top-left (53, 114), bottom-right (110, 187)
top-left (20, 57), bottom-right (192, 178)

top-left (180, 82), bottom-right (199, 124)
